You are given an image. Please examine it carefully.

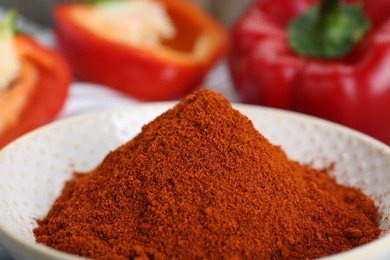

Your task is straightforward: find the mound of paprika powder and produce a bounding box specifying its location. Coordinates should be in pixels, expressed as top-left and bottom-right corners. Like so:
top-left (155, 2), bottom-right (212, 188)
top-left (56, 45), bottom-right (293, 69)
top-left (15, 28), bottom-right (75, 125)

top-left (34, 90), bottom-right (380, 259)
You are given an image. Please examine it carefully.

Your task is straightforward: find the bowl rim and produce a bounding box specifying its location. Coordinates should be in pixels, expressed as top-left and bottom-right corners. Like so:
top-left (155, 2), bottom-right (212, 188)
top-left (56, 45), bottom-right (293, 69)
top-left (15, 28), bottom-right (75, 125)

top-left (0, 102), bottom-right (389, 259)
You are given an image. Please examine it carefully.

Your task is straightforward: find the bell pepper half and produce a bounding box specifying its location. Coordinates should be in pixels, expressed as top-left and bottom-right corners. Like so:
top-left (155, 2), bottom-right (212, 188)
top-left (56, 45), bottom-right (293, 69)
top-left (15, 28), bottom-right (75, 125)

top-left (0, 12), bottom-right (71, 148)
top-left (229, 0), bottom-right (390, 145)
top-left (53, 0), bottom-right (227, 101)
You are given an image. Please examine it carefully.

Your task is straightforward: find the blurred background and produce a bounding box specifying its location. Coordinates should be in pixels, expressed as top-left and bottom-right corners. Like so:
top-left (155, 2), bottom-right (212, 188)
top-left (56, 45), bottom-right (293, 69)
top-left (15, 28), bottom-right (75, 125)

top-left (0, 0), bottom-right (251, 119)
top-left (0, 0), bottom-right (251, 28)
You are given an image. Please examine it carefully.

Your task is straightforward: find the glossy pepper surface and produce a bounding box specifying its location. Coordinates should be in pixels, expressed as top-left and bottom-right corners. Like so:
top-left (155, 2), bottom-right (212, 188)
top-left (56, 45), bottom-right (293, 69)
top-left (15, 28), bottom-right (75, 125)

top-left (54, 0), bottom-right (227, 101)
top-left (229, 0), bottom-right (390, 145)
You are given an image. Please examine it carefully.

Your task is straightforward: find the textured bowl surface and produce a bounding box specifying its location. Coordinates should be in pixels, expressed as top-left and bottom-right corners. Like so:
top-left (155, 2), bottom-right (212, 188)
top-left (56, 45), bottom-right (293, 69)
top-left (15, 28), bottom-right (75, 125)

top-left (0, 103), bottom-right (389, 260)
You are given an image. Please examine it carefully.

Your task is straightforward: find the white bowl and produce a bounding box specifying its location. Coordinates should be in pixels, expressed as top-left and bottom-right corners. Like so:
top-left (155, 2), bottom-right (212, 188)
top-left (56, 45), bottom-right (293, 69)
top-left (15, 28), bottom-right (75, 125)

top-left (0, 103), bottom-right (389, 260)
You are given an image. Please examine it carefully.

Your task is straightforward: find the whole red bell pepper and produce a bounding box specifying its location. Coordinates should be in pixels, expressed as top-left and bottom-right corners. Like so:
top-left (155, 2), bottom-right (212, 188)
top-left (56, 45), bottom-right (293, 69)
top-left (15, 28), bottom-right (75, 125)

top-left (229, 0), bottom-right (390, 145)
top-left (0, 12), bottom-right (71, 148)
top-left (53, 0), bottom-right (227, 101)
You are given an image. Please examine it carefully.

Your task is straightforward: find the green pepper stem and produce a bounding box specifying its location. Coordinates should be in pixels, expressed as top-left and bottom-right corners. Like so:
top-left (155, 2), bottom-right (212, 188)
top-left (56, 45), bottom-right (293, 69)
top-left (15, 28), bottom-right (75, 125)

top-left (0, 10), bottom-right (16, 39)
top-left (287, 0), bottom-right (370, 58)
top-left (320, 0), bottom-right (339, 16)
top-left (319, 0), bottom-right (340, 28)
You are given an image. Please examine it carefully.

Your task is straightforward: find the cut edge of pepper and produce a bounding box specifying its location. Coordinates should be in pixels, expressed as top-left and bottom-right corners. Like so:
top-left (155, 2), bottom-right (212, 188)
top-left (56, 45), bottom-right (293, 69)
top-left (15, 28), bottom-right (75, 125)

top-left (59, 2), bottom-right (227, 65)
top-left (0, 59), bottom-right (38, 134)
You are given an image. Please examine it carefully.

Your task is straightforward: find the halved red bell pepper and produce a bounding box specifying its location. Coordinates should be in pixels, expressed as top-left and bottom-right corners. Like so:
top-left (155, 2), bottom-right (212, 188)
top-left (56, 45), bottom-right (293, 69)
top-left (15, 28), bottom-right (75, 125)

top-left (0, 22), bottom-right (71, 148)
top-left (229, 0), bottom-right (390, 145)
top-left (53, 0), bottom-right (227, 101)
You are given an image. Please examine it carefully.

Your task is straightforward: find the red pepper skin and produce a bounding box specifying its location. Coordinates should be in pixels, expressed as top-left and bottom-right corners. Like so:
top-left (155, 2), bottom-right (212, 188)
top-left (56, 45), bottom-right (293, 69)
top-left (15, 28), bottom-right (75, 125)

top-left (229, 0), bottom-right (390, 145)
top-left (0, 35), bottom-right (71, 148)
top-left (53, 0), bottom-right (227, 101)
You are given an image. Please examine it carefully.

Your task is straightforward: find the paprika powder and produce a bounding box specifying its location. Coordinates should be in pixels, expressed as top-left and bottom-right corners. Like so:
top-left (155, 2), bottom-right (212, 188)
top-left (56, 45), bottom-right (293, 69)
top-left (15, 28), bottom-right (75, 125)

top-left (34, 90), bottom-right (380, 259)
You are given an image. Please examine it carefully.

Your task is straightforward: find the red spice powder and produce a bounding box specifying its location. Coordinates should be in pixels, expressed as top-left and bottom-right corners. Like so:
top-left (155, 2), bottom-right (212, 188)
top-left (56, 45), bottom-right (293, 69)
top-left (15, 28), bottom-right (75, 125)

top-left (34, 89), bottom-right (380, 259)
